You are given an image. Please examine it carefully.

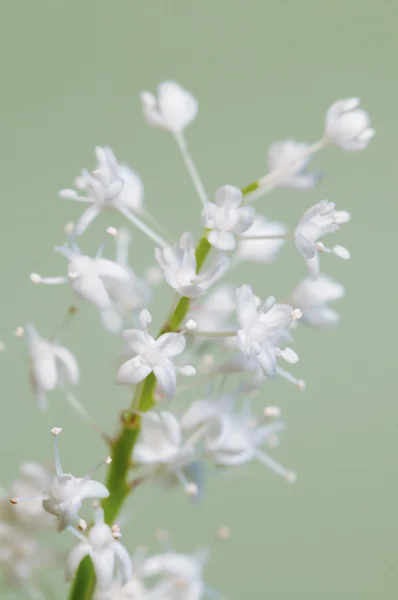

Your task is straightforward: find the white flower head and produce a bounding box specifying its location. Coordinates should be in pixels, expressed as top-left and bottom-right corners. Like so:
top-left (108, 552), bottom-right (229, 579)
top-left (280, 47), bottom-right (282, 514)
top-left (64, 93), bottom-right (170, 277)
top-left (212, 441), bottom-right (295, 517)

top-left (0, 522), bottom-right (53, 593)
top-left (10, 429), bottom-right (110, 532)
top-left (295, 200), bottom-right (351, 279)
top-left (140, 81), bottom-right (198, 134)
top-left (31, 243), bottom-right (131, 333)
top-left (235, 285), bottom-right (299, 380)
top-left (155, 232), bottom-right (229, 298)
top-left (202, 185), bottom-right (255, 251)
top-left (59, 146), bottom-right (144, 235)
top-left (182, 397), bottom-right (295, 481)
top-left (236, 214), bottom-right (287, 264)
top-left (289, 274), bottom-right (345, 327)
top-left (133, 411), bottom-right (197, 493)
top-left (67, 504), bottom-right (132, 591)
top-left (267, 139), bottom-right (320, 189)
top-left (325, 98), bottom-right (375, 151)
top-left (117, 310), bottom-right (195, 397)
top-left (24, 325), bottom-right (79, 411)
top-left (0, 462), bottom-right (53, 531)
top-left (141, 551), bottom-right (208, 600)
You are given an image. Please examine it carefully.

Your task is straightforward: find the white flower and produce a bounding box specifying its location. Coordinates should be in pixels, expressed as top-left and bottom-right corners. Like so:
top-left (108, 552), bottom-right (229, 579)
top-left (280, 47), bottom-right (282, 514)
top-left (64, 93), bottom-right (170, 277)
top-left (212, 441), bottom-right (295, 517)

top-left (117, 310), bottom-right (195, 397)
top-left (155, 232), bottom-right (229, 298)
top-left (31, 244), bottom-right (130, 333)
top-left (141, 551), bottom-right (208, 600)
top-left (325, 98), bottom-right (375, 151)
top-left (289, 274), bottom-right (345, 327)
top-left (0, 462), bottom-right (53, 531)
top-left (133, 411), bottom-right (196, 492)
top-left (9, 429), bottom-right (110, 532)
top-left (59, 146), bottom-right (144, 235)
top-left (182, 397), bottom-right (295, 481)
top-left (140, 81), bottom-right (198, 134)
top-left (236, 214), bottom-right (287, 264)
top-left (236, 285), bottom-right (299, 380)
top-left (201, 185), bottom-right (255, 251)
top-left (187, 284), bottom-right (235, 332)
top-left (25, 325), bottom-right (79, 411)
top-left (0, 521), bottom-right (53, 594)
top-left (67, 505), bottom-right (132, 591)
top-left (295, 200), bottom-right (351, 279)
top-left (267, 139), bottom-right (320, 189)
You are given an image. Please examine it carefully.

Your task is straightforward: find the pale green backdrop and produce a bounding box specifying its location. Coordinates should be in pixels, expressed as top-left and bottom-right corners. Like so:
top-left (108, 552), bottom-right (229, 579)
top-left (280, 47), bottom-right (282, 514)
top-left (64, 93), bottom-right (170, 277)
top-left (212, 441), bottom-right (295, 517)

top-left (0, 1), bottom-right (396, 599)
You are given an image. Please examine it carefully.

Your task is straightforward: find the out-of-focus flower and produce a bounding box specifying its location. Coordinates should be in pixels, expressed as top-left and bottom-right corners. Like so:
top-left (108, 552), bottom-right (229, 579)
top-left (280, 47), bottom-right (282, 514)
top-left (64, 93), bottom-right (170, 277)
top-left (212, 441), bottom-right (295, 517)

top-left (117, 310), bottom-right (195, 397)
top-left (0, 462), bottom-right (53, 531)
top-left (155, 232), bottom-right (228, 298)
top-left (24, 325), bottom-right (79, 411)
top-left (133, 411), bottom-right (198, 494)
top-left (141, 551), bottom-right (208, 600)
top-left (202, 185), bottom-right (255, 251)
top-left (59, 146), bottom-right (144, 236)
top-left (267, 139), bottom-right (320, 189)
top-left (181, 396), bottom-right (295, 481)
top-left (325, 98), bottom-right (374, 151)
top-left (295, 200), bottom-right (350, 279)
top-left (30, 244), bottom-right (130, 333)
top-left (0, 521), bottom-right (54, 596)
top-left (289, 274), bottom-right (345, 327)
top-left (140, 81), bottom-right (198, 134)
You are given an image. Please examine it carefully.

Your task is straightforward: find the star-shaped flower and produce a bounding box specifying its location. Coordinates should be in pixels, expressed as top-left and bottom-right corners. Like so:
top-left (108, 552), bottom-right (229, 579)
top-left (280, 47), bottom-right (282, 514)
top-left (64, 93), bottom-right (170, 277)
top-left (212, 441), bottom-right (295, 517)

top-left (201, 185), bottom-right (255, 251)
top-left (117, 310), bottom-right (195, 397)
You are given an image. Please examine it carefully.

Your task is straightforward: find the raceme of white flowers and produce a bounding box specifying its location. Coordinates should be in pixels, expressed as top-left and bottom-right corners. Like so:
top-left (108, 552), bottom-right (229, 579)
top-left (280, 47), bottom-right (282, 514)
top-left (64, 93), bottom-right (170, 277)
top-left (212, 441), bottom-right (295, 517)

top-left (1, 81), bottom-right (373, 599)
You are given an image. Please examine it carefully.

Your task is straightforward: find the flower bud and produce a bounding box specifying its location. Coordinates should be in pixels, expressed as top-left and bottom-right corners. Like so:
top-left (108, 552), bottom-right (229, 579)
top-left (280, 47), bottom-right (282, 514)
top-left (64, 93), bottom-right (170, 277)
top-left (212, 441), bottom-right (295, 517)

top-left (325, 98), bottom-right (375, 151)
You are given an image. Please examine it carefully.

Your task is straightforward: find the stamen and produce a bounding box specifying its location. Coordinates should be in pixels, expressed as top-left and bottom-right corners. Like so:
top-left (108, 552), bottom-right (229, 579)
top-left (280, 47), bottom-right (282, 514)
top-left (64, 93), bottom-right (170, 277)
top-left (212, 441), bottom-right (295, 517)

top-left (216, 526), bottom-right (231, 541)
top-left (264, 406), bottom-right (281, 418)
top-left (51, 427), bottom-right (63, 476)
top-left (14, 326), bottom-right (24, 337)
top-left (81, 456), bottom-right (112, 484)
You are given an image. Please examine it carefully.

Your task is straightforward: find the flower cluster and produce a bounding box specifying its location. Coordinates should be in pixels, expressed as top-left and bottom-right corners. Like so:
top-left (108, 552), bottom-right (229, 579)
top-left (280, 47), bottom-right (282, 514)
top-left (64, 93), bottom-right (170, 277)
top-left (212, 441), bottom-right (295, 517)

top-left (0, 81), bottom-right (373, 599)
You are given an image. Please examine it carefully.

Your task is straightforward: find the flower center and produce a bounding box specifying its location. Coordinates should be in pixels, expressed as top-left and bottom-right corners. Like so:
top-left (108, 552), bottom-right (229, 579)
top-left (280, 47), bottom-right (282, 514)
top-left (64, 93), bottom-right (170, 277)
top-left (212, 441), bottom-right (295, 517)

top-left (49, 474), bottom-right (79, 502)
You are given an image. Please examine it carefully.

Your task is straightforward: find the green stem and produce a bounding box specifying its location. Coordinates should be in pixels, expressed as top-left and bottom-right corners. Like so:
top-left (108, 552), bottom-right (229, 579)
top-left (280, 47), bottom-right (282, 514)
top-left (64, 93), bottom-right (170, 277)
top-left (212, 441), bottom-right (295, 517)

top-left (69, 182), bottom-right (253, 598)
top-left (68, 236), bottom-right (211, 600)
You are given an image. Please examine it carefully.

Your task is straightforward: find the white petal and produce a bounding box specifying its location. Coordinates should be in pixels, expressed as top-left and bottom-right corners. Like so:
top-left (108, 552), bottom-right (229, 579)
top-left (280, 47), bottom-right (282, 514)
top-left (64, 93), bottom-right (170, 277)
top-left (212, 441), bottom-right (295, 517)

top-left (207, 229), bottom-right (236, 251)
top-left (155, 332), bottom-right (185, 358)
top-left (52, 345), bottom-right (79, 385)
top-left (158, 81), bottom-right (198, 132)
top-left (113, 541), bottom-right (133, 585)
top-left (74, 205), bottom-right (101, 236)
top-left (215, 185), bottom-right (242, 208)
top-left (31, 347), bottom-right (58, 391)
top-left (122, 329), bottom-right (148, 353)
top-left (153, 363), bottom-right (177, 397)
top-left (80, 479), bottom-right (110, 500)
top-left (133, 443), bottom-right (162, 464)
top-left (72, 275), bottom-right (112, 310)
top-left (96, 259), bottom-right (130, 282)
top-left (66, 543), bottom-right (91, 579)
top-left (117, 356), bottom-right (152, 385)
top-left (235, 285), bottom-right (258, 328)
top-left (158, 411), bottom-right (182, 446)
top-left (279, 347), bottom-right (299, 364)
top-left (91, 548), bottom-right (115, 590)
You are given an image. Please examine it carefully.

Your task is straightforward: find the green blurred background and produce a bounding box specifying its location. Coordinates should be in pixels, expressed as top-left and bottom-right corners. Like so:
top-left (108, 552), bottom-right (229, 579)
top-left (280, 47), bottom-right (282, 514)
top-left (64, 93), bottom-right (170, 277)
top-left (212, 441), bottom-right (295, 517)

top-left (0, 1), bottom-right (396, 598)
